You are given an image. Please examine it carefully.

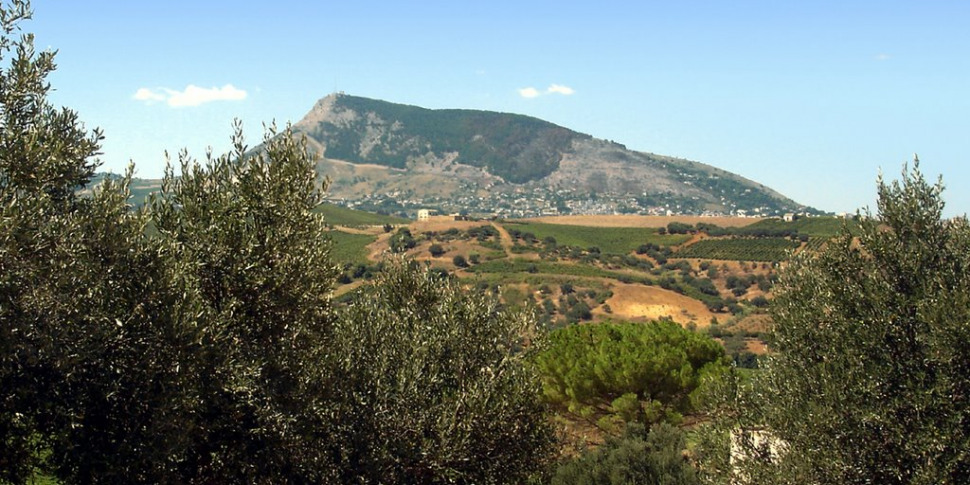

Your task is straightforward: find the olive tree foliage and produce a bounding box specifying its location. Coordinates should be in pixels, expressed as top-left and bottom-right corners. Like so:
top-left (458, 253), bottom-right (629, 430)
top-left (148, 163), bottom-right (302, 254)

top-left (708, 163), bottom-right (970, 484)
top-left (0, 0), bottom-right (327, 480)
top-left (329, 259), bottom-right (556, 484)
top-left (0, 2), bottom-right (99, 203)
top-left (0, 46), bottom-right (339, 484)
top-left (148, 124), bottom-right (341, 483)
top-left (0, 1), bottom-right (192, 481)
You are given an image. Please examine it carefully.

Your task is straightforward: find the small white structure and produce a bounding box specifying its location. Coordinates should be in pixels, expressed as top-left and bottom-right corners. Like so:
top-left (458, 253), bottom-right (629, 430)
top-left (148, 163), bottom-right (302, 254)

top-left (417, 209), bottom-right (435, 221)
top-left (730, 427), bottom-right (787, 482)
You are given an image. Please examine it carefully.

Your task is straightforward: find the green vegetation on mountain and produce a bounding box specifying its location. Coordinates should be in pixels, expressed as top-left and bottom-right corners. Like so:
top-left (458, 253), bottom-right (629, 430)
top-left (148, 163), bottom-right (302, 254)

top-left (307, 94), bottom-right (584, 183)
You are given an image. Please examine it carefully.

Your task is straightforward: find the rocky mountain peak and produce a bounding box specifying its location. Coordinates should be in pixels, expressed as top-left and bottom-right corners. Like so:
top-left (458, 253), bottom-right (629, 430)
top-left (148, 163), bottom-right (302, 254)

top-left (294, 92), bottom-right (356, 131)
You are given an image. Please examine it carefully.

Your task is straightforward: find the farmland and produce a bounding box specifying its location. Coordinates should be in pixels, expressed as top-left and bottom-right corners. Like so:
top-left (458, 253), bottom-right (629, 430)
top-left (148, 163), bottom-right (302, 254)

top-left (323, 209), bottom-right (817, 349)
top-left (318, 208), bottom-right (861, 376)
top-left (504, 221), bottom-right (691, 254)
top-left (327, 230), bottom-right (376, 264)
top-left (469, 258), bottom-right (654, 285)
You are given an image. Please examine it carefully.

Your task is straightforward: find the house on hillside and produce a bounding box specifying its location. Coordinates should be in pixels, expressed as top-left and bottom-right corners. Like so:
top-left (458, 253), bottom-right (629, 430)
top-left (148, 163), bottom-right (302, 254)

top-left (417, 209), bottom-right (436, 221)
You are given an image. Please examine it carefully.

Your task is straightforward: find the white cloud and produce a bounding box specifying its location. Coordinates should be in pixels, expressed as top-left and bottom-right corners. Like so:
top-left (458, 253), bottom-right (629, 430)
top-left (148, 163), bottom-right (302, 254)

top-left (547, 84), bottom-right (575, 95)
top-left (133, 84), bottom-right (248, 107)
top-left (875, 53), bottom-right (891, 61)
top-left (518, 84), bottom-right (576, 98)
top-left (133, 87), bottom-right (166, 102)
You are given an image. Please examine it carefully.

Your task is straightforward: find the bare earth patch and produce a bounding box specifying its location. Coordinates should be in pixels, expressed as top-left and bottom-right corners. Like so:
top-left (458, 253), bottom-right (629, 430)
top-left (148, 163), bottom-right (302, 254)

top-left (410, 219), bottom-right (492, 232)
top-left (744, 338), bottom-right (769, 355)
top-left (732, 313), bottom-right (774, 334)
top-left (602, 283), bottom-right (728, 327)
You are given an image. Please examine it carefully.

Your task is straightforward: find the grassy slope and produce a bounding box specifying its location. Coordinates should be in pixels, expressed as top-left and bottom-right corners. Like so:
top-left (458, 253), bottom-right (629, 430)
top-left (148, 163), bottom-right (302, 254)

top-left (746, 216), bottom-right (859, 237)
top-left (675, 238), bottom-right (800, 262)
top-left (315, 203), bottom-right (409, 226)
top-left (320, 95), bottom-right (582, 183)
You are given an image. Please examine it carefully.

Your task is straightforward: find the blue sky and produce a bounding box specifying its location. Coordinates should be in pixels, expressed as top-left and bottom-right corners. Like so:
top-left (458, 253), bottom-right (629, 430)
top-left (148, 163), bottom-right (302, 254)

top-left (28, 1), bottom-right (970, 216)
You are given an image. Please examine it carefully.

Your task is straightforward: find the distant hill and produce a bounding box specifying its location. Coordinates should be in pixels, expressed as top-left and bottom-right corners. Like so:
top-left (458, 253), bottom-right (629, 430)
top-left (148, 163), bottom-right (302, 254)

top-left (83, 173), bottom-right (160, 205)
top-left (290, 93), bottom-right (817, 217)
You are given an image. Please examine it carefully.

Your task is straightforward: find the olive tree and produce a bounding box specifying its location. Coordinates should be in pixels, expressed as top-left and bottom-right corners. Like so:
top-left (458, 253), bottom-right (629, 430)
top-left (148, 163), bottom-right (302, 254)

top-left (328, 259), bottom-right (556, 484)
top-left (0, 1), bottom-right (200, 481)
top-left (717, 163), bottom-right (970, 484)
top-left (0, 0), bottom-right (339, 478)
top-left (148, 124), bottom-right (341, 483)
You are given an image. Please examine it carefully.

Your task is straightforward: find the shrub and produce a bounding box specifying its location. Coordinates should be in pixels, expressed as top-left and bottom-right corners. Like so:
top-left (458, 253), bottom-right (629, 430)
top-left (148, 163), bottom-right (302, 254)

top-left (551, 422), bottom-right (699, 485)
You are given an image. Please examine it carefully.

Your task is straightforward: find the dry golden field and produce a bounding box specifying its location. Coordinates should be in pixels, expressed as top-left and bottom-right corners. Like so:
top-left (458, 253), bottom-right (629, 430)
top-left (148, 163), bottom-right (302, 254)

top-left (525, 214), bottom-right (764, 228)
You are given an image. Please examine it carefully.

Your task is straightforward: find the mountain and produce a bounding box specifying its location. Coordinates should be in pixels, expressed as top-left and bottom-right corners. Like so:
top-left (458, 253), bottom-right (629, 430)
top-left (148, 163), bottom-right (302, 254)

top-left (290, 93), bottom-right (814, 218)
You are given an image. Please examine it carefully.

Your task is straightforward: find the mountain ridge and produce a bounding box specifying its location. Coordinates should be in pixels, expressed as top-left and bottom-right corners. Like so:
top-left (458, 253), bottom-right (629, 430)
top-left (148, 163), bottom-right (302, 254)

top-left (291, 93), bottom-right (815, 218)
